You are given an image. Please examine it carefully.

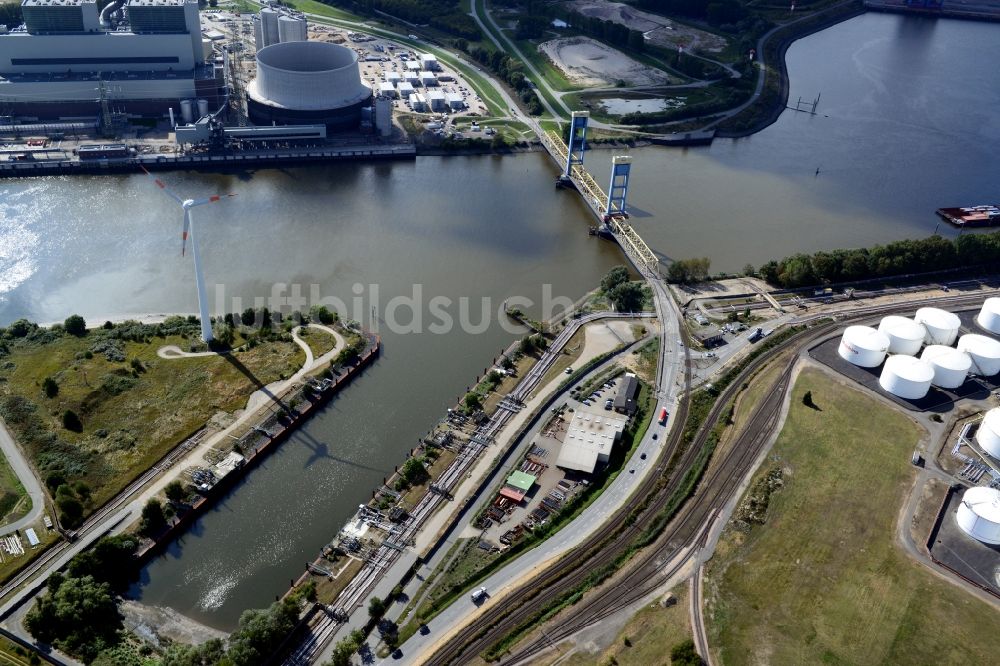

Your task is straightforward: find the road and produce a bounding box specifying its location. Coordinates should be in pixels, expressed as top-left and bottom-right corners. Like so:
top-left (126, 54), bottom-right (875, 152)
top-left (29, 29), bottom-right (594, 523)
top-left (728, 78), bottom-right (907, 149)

top-left (0, 425), bottom-right (45, 539)
top-left (384, 255), bottom-right (684, 664)
top-left (302, 313), bottom-right (656, 665)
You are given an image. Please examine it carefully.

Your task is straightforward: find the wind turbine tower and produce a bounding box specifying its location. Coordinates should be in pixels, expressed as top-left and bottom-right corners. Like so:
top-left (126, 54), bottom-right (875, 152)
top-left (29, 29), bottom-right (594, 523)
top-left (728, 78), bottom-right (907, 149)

top-left (142, 168), bottom-right (236, 343)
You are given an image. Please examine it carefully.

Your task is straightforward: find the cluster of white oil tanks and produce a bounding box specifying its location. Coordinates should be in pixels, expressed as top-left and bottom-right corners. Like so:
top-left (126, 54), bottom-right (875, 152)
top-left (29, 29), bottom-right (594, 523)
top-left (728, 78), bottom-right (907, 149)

top-left (956, 486), bottom-right (1000, 545)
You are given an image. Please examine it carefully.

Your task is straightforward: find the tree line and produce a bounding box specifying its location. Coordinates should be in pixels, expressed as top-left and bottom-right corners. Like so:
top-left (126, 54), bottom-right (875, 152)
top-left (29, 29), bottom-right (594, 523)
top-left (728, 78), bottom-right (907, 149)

top-left (322, 0), bottom-right (481, 40)
top-left (457, 42), bottom-right (545, 115)
top-left (757, 231), bottom-right (1000, 288)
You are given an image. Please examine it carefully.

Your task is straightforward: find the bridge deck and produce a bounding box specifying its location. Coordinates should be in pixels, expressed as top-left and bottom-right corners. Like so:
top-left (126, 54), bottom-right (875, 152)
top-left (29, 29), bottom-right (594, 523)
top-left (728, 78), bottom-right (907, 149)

top-left (541, 130), bottom-right (659, 276)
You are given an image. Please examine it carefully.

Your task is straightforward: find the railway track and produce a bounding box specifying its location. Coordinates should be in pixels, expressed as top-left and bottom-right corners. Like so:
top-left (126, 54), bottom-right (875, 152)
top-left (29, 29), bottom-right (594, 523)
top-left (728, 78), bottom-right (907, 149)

top-left (425, 291), bottom-right (995, 665)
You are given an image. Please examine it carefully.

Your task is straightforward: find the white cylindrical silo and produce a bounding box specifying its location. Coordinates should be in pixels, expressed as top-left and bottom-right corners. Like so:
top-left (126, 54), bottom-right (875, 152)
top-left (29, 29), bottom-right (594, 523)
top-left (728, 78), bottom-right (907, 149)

top-left (278, 15), bottom-right (307, 43)
top-left (260, 7), bottom-right (279, 47)
top-left (877, 316), bottom-right (926, 356)
top-left (914, 307), bottom-right (961, 346)
top-left (179, 99), bottom-right (193, 124)
top-left (837, 326), bottom-right (890, 368)
top-left (976, 408), bottom-right (1000, 459)
top-left (920, 345), bottom-right (971, 388)
top-left (977, 297), bottom-right (1000, 334)
top-left (957, 334), bottom-right (1000, 377)
top-left (956, 486), bottom-right (1000, 545)
top-left (197, 98), bottom-right (209, 118)
top-left (879, 355), bottom-right (934, 400)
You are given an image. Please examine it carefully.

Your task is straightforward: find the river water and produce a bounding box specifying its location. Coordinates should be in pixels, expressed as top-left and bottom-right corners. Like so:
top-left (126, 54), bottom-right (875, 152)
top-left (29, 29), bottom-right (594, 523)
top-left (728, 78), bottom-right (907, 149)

top-left (0, 12), bottom-right (997, 629)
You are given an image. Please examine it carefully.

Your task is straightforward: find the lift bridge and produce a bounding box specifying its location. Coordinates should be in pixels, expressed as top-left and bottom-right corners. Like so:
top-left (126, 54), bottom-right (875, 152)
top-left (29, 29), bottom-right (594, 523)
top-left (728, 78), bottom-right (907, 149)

top-left (539, 111), bottom-right (659, 276)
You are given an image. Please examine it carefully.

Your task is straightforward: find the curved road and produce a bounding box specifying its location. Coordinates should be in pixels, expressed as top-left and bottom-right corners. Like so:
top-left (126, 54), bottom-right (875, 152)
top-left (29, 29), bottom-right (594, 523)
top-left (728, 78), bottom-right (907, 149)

top-left (0, 425), bottom-right (45, 538)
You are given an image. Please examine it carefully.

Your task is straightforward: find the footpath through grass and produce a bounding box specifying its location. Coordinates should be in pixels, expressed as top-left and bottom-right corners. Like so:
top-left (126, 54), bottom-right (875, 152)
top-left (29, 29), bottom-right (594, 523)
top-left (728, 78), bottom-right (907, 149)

top-left (707, 366), bottom-right (1000, 665)
top-left (0, 317), bottom-right (303, 528)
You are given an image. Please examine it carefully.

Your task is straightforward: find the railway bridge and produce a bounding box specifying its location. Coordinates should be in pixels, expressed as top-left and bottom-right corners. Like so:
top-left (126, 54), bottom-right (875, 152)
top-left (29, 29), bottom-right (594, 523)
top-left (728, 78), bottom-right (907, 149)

top-left (538, 111), bottom-right (659, 277)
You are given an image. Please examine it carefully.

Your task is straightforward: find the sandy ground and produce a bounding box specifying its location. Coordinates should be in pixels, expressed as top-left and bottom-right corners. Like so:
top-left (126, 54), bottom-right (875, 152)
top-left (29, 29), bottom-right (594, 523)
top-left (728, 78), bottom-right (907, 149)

top-left (568, 0), bottom-right (728, 54)
top-left (120, 600), bottom-right (227, 647)
top-left (539, 37), bottom-right (673, 87)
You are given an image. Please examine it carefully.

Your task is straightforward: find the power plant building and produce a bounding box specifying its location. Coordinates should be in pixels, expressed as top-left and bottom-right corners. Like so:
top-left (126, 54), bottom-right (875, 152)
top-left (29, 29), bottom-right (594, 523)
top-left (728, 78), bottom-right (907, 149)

top-left (0, 0), bottom-right (220, 118)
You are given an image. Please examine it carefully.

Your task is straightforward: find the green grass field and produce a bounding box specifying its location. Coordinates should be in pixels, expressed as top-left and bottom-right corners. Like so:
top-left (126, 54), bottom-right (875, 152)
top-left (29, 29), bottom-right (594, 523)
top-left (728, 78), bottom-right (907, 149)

top-left (707, 366), bottom-right (1000, 665)
top-left (0, 319), bottom-right (304, 516)
top-left (0, 455), bottom-right (28, 527)
top-left (296, 326), bottom-right (339, 360)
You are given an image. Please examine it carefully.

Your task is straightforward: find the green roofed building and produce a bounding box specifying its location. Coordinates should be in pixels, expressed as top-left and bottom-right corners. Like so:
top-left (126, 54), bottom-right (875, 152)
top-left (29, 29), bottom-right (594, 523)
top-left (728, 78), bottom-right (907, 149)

top-left (500, 470), bottom-right (537, 502)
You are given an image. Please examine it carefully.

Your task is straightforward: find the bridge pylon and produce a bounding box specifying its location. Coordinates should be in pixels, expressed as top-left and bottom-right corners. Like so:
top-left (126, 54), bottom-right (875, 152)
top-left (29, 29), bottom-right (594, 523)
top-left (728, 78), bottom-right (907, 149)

top-left (605, 156), bottom-right (632, 219)
top-left (563, 111), bottom-right (589, 179)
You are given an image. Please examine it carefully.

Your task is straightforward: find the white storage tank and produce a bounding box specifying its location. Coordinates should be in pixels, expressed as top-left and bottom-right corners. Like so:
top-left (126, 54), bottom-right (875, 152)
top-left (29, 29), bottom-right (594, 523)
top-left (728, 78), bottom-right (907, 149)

top-left (278, 15), bottom-right (307, 43)
top-left (920, 345), bottom-right (971, 388)
top-left (914, 307), bottom-right (961, 345)
top-left (957, 334), bottom-right (1000, 377)
top-left (956, 486), bottom-right (1000, 545)
top-left (977, 297), bottom-right (1000, 334)
top-left (197, 99), bottom-right (209, 118)
top-left (837, 326), bottom-right (890, 368)
top-left (878, 355), bottom-right (934, 400)
top-left (976, 408), bottom-right (1000, 459)
top-left (180, 99), bottom-right (193, 124)
top-left (877, 316), bottom-right (926, 356)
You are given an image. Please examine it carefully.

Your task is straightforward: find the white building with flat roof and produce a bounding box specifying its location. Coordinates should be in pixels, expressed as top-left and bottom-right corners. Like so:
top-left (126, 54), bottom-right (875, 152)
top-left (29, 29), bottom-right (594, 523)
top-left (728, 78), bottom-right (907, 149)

top-left (555, 408), bottom-right (627, 474)
top-left (396, 81), bottom-right (414, 97)
top-left (446, 92), bottom-right (464, 110)
top-left (408, 92), bottom-right (427, 112)
top-left (427, 89), bottom-right (446, 111)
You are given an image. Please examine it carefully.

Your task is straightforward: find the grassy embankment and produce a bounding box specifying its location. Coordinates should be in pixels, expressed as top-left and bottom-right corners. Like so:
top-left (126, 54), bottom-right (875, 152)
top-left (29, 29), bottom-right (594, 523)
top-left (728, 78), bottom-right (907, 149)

top-left (532, 587), bottom-right (692, 666)
top-left (296, 326), bottom-right (340, 360)
top-left (707, 366), bottom-right (1000, 665)
top-left (0, 317), bottom-right (303, 532)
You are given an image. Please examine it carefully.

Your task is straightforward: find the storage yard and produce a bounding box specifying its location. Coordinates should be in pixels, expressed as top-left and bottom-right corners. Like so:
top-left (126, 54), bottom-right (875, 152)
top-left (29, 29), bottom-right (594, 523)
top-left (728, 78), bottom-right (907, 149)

top-left (538, 37), bottom-right (674, 88)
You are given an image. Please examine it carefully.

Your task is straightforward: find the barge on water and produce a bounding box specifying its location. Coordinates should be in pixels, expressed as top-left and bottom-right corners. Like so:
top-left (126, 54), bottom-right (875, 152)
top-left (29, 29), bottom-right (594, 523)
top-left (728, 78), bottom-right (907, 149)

top-left (936, 205), bottom-right (1000, 228)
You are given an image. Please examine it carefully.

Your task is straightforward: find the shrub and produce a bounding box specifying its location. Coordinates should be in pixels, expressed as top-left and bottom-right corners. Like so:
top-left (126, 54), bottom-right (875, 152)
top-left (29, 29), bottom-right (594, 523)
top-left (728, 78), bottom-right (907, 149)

top-left (139, 498), bottom-right (167, 537)
top-left (62, 410), bottom-right (83, 432)
top-left (63, 315), bottom-right (87, 337)
top-left (164, 480), bottom-right (187, 503)
top-left (42, 377), bottom-right (58, 398)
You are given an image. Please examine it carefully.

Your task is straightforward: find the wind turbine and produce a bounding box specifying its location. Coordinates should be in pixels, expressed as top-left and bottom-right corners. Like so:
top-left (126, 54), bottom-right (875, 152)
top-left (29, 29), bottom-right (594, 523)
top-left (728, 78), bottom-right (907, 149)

top-left (142, 167), bottom-right (236, 343)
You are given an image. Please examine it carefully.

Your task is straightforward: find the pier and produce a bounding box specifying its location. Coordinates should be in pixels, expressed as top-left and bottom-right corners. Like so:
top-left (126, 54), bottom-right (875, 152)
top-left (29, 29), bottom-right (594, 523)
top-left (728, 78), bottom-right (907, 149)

top-left (0, 142), bottom-right (415, 177)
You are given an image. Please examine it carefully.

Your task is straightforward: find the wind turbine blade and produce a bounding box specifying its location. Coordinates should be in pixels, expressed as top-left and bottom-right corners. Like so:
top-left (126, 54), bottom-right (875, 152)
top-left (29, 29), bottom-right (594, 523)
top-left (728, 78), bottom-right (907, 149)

top-left (182, 208), bottom-right (190, 257)
top-left (188, 193), bottom-right (238, 207)
top-left (140, 165), bottom-right (184, 205)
